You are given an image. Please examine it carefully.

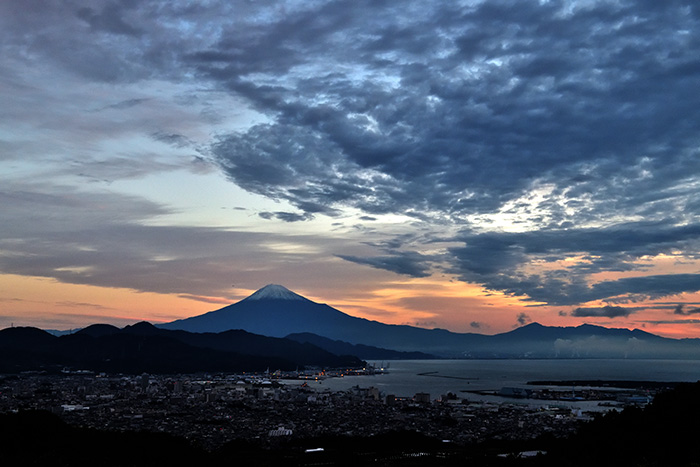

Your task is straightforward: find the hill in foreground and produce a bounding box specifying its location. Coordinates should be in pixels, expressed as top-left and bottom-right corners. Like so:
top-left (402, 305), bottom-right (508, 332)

top-left (0, 322), bottom-right (362, 374)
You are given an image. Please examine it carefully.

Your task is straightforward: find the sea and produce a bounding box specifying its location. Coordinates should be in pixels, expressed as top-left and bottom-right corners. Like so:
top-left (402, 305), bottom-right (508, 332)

top-left (285, 359), bottom-right (700, 412)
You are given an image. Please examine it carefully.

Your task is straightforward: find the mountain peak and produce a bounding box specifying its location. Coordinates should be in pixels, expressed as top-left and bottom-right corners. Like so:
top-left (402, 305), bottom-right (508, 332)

top-left (243, 284), bottom-right (310, 302)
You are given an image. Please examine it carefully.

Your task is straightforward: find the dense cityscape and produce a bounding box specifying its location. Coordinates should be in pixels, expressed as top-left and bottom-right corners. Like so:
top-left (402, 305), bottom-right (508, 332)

top-left (1, 368), bottom-right (668, 453)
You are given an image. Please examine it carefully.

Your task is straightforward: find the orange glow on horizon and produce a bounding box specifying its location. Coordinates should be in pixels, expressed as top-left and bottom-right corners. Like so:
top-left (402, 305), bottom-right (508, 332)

top-left (0, 274), bottom-right (215, 329)
top-left (3, 273), bottom-right (700, 339)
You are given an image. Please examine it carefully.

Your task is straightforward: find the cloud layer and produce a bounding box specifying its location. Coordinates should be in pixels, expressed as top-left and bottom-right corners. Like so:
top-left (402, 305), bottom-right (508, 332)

top-left (2, 0), bottom-right (700, 328)
top-left (206, 0), bottom-right (700, 223)
top-left (200, 0), bottom-right (700, 306)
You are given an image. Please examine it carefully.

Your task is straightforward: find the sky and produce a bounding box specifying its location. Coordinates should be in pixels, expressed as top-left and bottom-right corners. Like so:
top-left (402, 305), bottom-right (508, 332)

top-left (2, 0), bottom-right (700, 337)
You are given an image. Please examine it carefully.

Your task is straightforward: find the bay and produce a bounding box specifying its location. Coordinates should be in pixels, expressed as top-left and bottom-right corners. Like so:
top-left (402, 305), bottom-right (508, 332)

top-left (290, 359), bottom-right (700, 411)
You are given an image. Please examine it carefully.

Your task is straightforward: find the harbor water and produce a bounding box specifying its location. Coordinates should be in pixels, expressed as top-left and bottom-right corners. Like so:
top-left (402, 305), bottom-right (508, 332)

top-left (287, 359), bottom-right (700, 411)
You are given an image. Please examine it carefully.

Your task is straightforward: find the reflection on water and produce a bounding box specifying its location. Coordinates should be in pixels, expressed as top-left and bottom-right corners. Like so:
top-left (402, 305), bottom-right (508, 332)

top-left (285, 359), bottom-right (700, 411)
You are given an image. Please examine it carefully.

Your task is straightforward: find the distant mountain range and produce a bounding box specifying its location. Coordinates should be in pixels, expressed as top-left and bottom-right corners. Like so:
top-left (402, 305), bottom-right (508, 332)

top-left (0, 322), bottom-right (363, 374)
top-left (285, 333), bottom-right (436, 360)
top-left (161, 284), bottom-right (700, 359)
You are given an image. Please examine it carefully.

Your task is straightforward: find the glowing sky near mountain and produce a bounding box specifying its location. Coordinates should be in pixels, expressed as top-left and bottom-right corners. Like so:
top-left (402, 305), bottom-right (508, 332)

top-left (2, 0), bottom-right (700, 336)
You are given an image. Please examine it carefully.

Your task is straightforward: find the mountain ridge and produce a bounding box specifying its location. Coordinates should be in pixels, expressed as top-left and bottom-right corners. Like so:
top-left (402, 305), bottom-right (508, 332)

top-left (0, 323), bottom-right (363, 374)
top-left (160, 284), bottom-right (700, 358)
top-left (285, 332), bottom-right (437, 360)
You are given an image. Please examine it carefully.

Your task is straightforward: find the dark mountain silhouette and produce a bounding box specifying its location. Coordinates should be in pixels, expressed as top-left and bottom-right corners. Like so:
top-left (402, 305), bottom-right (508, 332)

top-left (161, 285), bottom-right (700, 358)
top-left (285, 332), bottom-right (437, 360)
top-left (0, 323), bottom-right (363, 374)
top-left (78, 323), bottom-right (121, 337)
top-left (106, 321), bottom-right (362, 368)
top-left (476, 322), bottom-right (677, 358)
top-left (160, 284), bottom-right (489, 355)
top-left (498, 322), bottom-right (662, 341)
top-left (0, 326), bottom-right (57, 349)
top-left (541, 381), bottom-right (700, 465)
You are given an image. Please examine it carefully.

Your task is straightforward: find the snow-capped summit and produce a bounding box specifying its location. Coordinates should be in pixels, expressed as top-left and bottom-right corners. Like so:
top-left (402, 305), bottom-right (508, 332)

top-left (243, 284), bottom-right (309, 302)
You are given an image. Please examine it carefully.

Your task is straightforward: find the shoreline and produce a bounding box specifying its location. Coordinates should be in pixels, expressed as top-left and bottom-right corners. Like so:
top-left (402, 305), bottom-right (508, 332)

top-left (526, 380), bottom-right (684, 389)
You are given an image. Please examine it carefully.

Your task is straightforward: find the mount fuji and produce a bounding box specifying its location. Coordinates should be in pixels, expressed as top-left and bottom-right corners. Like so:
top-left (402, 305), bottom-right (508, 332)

top-left (243, 284), bottom-right (309, 301)
top-left (160, 284), bottom-right (700, 358)
top-left (159, 284), bottom-right (480, 355)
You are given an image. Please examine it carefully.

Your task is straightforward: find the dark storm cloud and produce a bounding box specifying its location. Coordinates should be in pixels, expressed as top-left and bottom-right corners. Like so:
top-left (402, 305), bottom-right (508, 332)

top-left (3, 0), bottom-right (700, 310)
top-left (448, 223), bottom-right (700, 305)
top-left (76, 3), bottom-right (144, 37)
top-left (571, 306), bottom-right (633, 319)
top-left (673, 304), bottom-right (700, 315)
top-left (151, 132), bottom-right (193, 148)
top-left (258, 211), bottom-right (313, 222)
top-left (4, 1), bottom-right (699, 220)
top-left (646, 319), bottom-right (700, 326)
top-left (0, 0), bottom-right (240, 83)
top-left (336, 251), bottom-right (432, 278)
top-left (194, 0), bottom-right (700, 306)
top-left (516, 313), bottom-right (531, 326)
top-left (205, 0), bottom-right (700, 226)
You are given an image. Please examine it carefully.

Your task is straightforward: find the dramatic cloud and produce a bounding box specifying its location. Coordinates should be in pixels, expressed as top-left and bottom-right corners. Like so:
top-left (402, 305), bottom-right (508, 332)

top-left (206, 0), bottom-right (700, 225)
top-left (448, 223), bottom-right (700, 305)
top-left (674, 304), bottom-right (700, 316)
top-left (259, 211), bottom-right (314, 222)
top-left (336, 251), bottom-right (433, 278)
top-left (516, 313), bottom-right (531, 326)
top-left (200, 0), bottom-right (700, 306)
top-left (2, 0), bottom-right (700, 331)
top-left (572, 306), bottom-right (634, 319)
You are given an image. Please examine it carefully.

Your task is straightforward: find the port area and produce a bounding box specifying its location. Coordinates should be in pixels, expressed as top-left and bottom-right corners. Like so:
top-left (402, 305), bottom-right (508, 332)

top-left (464, 380), bottom-right (681, 405)
top-left (278, 365), bottom-right (389, 381)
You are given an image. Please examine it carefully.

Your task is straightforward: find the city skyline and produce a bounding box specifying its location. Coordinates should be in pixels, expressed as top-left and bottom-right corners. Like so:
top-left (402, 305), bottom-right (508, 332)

top-left (2, 0), bottom-right (700, 337)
